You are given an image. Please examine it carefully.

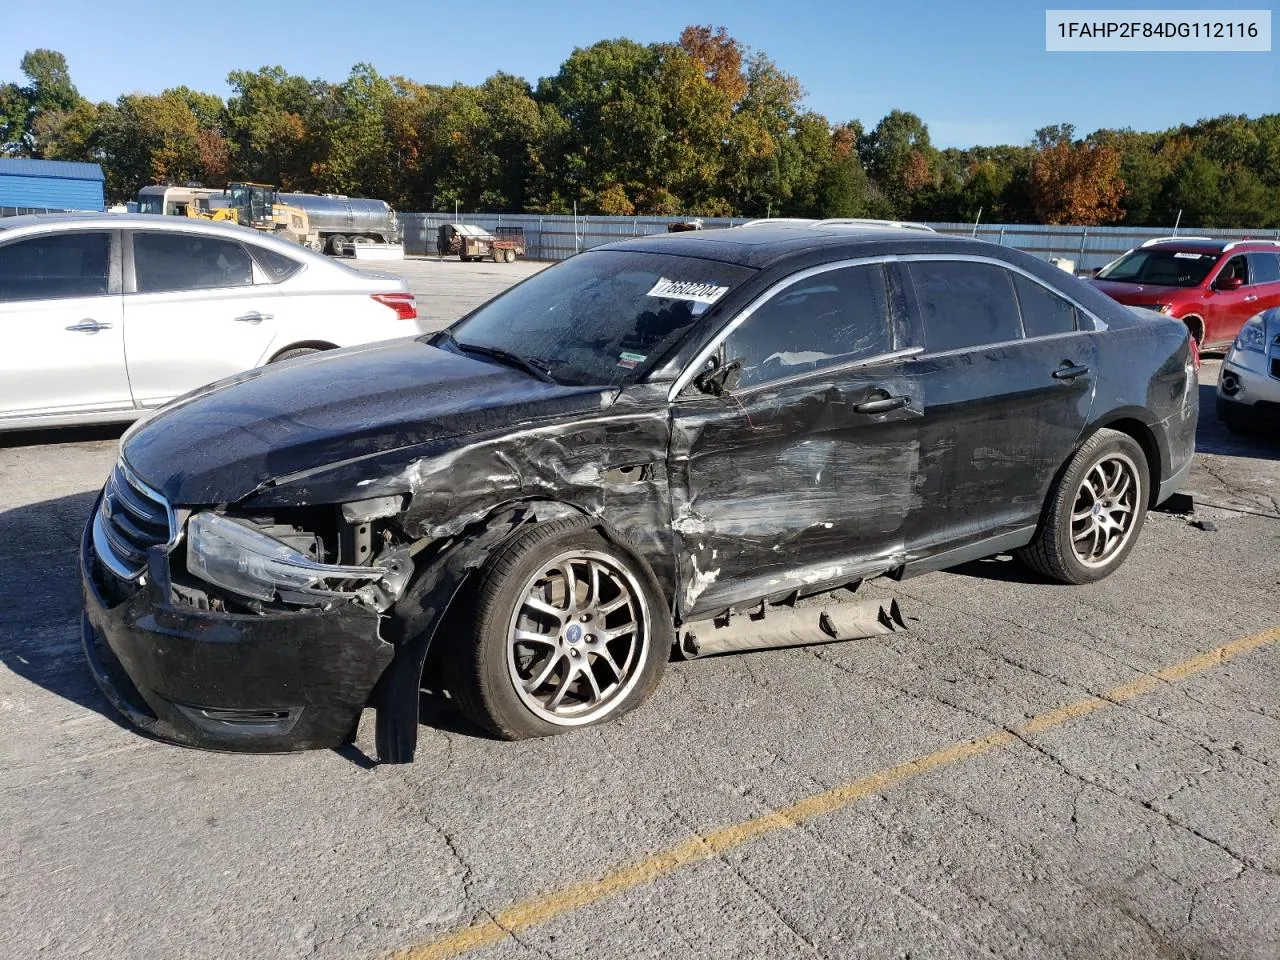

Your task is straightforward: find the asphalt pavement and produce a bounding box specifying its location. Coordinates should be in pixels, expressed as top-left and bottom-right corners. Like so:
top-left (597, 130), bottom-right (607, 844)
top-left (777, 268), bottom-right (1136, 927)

top-left (0, 258), bottom-right (1277, 960)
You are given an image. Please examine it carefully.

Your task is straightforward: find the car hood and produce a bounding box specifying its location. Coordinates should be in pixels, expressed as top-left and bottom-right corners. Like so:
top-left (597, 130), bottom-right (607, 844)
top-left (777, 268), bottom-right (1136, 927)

top-left (122, 338), bottom-right (614, 505)
top-left (1089, 278), bottom-right (1189, 305)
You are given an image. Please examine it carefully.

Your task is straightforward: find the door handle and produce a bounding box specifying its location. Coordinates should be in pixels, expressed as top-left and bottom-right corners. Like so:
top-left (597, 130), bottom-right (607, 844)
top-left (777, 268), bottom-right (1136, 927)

top-left (853, 394), bottom-right (911, 414)
top-left (65, 319), bottom-right (112, 333)
top-left (233, 312), bottom-right (272, 324)
top-left (1243, 295), bottom-right (1258, 302)
top-left (1053, 363), bottom-right (1091, 381)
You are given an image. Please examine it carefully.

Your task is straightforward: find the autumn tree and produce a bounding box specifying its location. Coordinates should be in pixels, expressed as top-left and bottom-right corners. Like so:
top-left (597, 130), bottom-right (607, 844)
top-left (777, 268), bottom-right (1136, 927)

top-left (1027, 124), bottom-right (1124, 225)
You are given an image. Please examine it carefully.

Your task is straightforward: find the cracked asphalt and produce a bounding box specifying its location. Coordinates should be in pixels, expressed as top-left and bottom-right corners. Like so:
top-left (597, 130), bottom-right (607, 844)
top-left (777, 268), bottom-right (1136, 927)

top-left (1, 258), bottom-right (1277, 959)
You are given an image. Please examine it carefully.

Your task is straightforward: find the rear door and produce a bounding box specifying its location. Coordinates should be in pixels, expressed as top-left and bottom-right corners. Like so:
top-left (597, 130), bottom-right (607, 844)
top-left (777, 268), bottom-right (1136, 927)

top-left (899, 258), bottom-right (1097, 561)
top-left (1245, 251), bottom-right (1280, 321)
top-left (123, 230), bottom-right (281, 406)
top-left (0, 230), bottom-right (131, 422)
top-left (669, 261), bottom-right (922, 617)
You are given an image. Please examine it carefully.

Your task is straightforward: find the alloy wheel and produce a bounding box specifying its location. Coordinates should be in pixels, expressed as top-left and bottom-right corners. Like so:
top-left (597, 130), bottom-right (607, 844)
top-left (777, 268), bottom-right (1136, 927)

top-left (1070, 452), bottom-right (1141, 568)
top-left (505, 550), bottom-right (649, 725)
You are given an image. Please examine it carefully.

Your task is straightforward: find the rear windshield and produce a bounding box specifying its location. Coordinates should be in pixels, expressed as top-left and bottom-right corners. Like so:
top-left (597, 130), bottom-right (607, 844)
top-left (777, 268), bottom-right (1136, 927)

top-left (441, 250), bottom-right (755, 387)
top-left (1097, 249), bottom-right (1218, 287)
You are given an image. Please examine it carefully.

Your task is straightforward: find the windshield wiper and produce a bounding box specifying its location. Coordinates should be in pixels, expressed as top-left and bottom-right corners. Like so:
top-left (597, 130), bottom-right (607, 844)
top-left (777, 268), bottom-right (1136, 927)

top-left (449, 336), bottom-right (557, 384)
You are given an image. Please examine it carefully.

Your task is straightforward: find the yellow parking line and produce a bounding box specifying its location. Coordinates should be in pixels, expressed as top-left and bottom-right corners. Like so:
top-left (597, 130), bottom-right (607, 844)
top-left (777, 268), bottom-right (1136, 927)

top-left (388, 625), bottom-right (1280, 960)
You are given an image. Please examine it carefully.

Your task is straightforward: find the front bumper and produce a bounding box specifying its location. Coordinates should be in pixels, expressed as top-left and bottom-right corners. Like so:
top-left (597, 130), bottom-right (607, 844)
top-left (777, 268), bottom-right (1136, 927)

top-left (1219, 349), bottom-right (1280, 407)
top-left (80, 503), bottom-right (394, 753)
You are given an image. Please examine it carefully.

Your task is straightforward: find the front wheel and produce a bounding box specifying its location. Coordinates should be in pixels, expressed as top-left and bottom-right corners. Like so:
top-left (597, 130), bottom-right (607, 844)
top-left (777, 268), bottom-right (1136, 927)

top-left (443, 517), bottom-right (669, 740)
top-left (1016, 428), bottom-right (1149, 584)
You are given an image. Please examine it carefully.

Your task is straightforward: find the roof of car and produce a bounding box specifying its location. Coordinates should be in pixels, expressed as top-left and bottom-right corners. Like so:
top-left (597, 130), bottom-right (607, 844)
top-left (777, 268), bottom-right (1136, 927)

top-left (1141, 238), bottom-right (1280, 256)
top-left (0, 211), bottom-right (263, 235)
top-left (594, 224), bottom-right (996, 269)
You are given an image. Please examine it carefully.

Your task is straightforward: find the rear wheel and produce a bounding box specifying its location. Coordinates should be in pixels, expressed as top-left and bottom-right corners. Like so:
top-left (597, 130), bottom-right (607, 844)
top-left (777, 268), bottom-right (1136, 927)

top-left (327, 234), bottom-right (348, 256)
top-left (504, 248), bottom-right (516, 263)
top-left (443, 517), bottom-right (669, 740)
top-left (1016, 429), bottom-right (1148, 584)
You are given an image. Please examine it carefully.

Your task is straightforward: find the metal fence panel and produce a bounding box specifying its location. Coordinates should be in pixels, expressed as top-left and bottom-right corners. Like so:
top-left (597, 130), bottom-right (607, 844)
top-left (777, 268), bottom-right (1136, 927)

top-left (401, 213), bottom-right (1280, 270)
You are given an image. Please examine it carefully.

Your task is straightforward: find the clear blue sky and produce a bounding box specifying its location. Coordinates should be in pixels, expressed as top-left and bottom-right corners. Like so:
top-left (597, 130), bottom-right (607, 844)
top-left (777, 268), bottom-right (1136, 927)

top-left (3, 0), bottom-right (1276, 148)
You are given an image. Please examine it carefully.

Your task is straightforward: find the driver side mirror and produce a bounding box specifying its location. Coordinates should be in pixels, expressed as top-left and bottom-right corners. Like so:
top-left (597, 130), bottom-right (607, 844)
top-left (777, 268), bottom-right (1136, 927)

top-left (1216, 275), bottom-right (1244, 292)
top-left (694, 356), bottom-right (743, 397)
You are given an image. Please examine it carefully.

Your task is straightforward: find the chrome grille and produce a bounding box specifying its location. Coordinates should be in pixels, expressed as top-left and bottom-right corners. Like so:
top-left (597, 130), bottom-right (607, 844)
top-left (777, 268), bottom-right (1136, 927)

top-left (92, 462), bottom-right (174, 581)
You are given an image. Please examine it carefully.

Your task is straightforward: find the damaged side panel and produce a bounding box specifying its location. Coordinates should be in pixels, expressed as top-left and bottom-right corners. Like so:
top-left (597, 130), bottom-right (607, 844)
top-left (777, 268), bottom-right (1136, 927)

top-left (245, 392), bottom-right (678, 599)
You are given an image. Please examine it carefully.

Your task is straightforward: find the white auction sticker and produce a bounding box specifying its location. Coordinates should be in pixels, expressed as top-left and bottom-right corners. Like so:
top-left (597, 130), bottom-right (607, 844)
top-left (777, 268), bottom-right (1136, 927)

top-left (1046, 10), bottom-right (1271, 51)
top-left (646, 277), bottom-right (729, 305)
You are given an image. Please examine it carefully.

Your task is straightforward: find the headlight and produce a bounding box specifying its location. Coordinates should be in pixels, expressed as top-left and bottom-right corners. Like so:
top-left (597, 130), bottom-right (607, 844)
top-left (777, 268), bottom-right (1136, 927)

top-left (1233, 316), bottom-right (1266, 354)
top-left (186, 511), bottom-right (386, 604)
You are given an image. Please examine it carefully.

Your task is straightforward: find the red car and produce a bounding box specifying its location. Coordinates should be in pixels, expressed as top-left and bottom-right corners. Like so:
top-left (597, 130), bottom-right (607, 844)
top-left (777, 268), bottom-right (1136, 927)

top-left (1091, 238), bottom-right (1280, 351)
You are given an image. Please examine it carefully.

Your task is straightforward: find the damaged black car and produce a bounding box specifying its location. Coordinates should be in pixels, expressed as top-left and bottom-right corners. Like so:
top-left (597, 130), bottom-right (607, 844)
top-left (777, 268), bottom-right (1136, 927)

top-left (81, 224), bottom-right (1199, 762)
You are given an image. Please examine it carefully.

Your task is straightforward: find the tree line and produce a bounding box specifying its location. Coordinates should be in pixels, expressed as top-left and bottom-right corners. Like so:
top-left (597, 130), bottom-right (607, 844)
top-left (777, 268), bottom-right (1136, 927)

top-left (2, 30), bottom-right (1277, 227)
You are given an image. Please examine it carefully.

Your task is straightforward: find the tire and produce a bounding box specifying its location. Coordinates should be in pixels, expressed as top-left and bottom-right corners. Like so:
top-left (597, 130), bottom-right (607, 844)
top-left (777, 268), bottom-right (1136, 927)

top-left (270, 347), bottom-right (322, 363)
top-left (1016, 428), bottom-right (1149, 584)
top-left (491, 248), bottom-right (503, 263)
top-left (504, 248), bottom-right (516, 263)
top-left (443, 516), bottom-right (670, 740)
top-left (327, 234), bottom-right (348, 256)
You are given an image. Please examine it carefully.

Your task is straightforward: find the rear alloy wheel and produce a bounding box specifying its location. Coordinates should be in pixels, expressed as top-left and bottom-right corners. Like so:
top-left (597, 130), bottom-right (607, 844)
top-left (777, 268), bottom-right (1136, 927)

top-left (444, 517), bottom-right (669, 739)
top-left (1016, 428), bottom-right (1148, 584)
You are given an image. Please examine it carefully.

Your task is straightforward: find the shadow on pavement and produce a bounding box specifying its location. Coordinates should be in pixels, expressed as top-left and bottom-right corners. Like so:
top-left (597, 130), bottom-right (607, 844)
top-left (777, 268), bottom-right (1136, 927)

top-left (1194, 383), bottom-right (1279, 461)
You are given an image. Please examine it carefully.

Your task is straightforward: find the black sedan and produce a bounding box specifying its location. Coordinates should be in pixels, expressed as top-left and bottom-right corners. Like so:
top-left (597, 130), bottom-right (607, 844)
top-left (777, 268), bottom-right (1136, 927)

top-left (81, 225), bottom-right (1199, 762)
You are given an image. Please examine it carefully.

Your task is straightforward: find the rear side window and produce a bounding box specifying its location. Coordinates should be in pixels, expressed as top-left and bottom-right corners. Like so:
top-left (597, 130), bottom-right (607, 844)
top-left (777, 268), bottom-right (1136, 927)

top-left (1012, 274), bottom-right (1078, 337)
top-left (725, 263), bottom-right (894, 388)
top-left (251, 245), bottom-right (302, 283)
top-left (133, 233), bottom-right (254, 293)
top-left (907, 260), bottom-right (1022, 352)
top-left (1246, 252), bottom-right (1280, 284)
top-left (0, 232), bottom-right (109, 302)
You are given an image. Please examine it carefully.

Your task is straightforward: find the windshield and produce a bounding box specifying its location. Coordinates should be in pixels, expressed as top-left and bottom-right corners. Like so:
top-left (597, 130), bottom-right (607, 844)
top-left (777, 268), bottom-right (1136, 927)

top-left (138, 195), bottom-right (163, 215)
top-left (442, 250), bottom-right (755, 387)
top-left (1097, 249), bottom-right (1218, 287)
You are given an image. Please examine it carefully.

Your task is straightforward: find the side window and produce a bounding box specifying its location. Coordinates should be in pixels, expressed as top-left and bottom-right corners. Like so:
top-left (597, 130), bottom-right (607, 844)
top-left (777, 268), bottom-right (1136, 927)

top-left (725, 263), bottom-right (893, 389)
top-left (906, 260), bottom-right (1022, 353)
top-left (250, 246), bottom-right (302, 284)
top-left (1011, 273), bottom-right (1078, 337)
top-left (133, 233), bottom-right (254, 294)
top-left (1216, 255), bottom-right (1248, 287)
top-left (1246, 252), bottom-right (1280, 285)
top-left (0, 232), bottom-right (109, 302)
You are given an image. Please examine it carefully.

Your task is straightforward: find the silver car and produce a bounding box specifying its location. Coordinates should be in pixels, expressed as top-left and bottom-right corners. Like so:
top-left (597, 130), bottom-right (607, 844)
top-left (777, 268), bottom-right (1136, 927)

top-left (0, 213), bottom-right (421, 431)
top-left (1217, 307), bottom-right (1280, 435)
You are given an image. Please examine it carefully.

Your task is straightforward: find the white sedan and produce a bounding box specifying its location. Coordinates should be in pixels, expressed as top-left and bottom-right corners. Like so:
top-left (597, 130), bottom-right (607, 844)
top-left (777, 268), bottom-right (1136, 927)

top-left (0, 213), bottom-right (421, 431)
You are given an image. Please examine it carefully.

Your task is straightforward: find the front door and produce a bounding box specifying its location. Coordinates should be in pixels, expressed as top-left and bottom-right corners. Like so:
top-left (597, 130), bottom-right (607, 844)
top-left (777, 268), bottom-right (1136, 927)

top-left (123, 230), bottom-right (279, 406)
top-left (0, 230), bottom-right (131, 421)
top-left (669, 261), bottom-right (923, 619)
top-left (898, 258), bottom-right (1097, 558)
top-left (1202, 254), bottom-right (1255, 349)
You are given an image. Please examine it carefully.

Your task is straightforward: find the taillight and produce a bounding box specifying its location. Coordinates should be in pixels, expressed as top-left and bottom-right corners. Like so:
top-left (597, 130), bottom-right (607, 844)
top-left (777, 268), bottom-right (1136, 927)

top-left (372, 292), bottom-right (417, 320)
